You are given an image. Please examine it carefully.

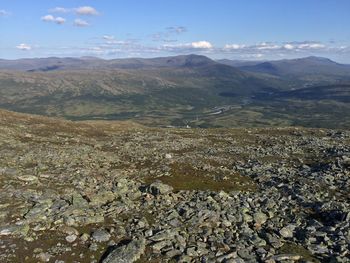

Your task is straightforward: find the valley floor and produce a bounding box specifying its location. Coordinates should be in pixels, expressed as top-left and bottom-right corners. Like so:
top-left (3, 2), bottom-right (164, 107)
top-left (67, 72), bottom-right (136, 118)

top-left (0, 110), bottom-right (349, 262)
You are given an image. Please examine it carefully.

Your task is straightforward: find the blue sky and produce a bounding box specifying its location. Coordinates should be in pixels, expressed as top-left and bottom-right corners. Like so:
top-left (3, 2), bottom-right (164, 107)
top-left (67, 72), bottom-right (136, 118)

top-left (1, 0), bottom-right (350, 62)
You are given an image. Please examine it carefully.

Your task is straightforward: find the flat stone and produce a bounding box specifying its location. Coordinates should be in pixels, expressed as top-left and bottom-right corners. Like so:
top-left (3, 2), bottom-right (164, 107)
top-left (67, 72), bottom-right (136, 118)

top-left (150, 230), bottom-right (176, 242)
top-left (253, 212), bottom-right (268, 225)
top-left (272, 254), bottom-right (302, 261)
top-left (92, 229), bottom-right (111, 242)
top-left (82, 215), bottom-right (105, 225)
top-left (58, 226), bottom-right (79, 236)
top-left (237, 248), bottom-right (255, 260)
top-left (266, 233), bottom-right (283, 248)
top-left (148, 181), bottom-right (173, 196)
top-left (151, 240), bottom-right (170, 251)
top-left (72, 193), bottom-right (89, 207)
top-left (18, 175), bottom-right (38, 182)
top-left (165, 153), bottom-right (172, 159)
top-left (65, 234), bottom-right (77, 243)
top-left (80, 233), bottom-right (90, 242)
top-left (37, 252), bottom-right (51, 262)
top-left (102, 238), bottom-right (146, 263)
top-left (24, 201), bottom-right (53, 222)
top-left (0, 224), bottom-right (30, 237)
top-left (279, 225), bottom-right (295, 238)
top-left (89, 191), bottom-right (116, 207)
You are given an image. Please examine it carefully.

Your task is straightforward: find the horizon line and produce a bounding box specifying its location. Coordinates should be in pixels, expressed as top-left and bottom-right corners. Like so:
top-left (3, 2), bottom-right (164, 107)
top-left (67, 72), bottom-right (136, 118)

top-left (0, 54), bottom-right (348, 64)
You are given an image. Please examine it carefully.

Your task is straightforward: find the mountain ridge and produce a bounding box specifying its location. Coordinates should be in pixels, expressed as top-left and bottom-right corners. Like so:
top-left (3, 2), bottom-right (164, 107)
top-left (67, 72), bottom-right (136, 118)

top-left (2, 54), bottom-right (349, 72)
top-left (0, 54), bottom-right (349, 129)
top-left (0, 54), bottom-right (221, 71)
top-left (219, 56), bottom-right (350, 77)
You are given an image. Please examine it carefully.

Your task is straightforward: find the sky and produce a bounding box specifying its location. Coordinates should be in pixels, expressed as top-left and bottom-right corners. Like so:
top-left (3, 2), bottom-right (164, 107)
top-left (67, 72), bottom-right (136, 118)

top-left (1, 0), bottom-right (350, 62)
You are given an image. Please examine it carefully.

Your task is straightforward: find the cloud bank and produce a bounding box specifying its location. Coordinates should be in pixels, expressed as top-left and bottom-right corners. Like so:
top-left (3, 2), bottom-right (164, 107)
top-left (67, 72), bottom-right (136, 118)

top-left (16, 44), bottom-right (32, 51)
top-left (41, 15), bottom-right (66, 25)
top-left (49, 6), bottom-right (99, 16)
top-left (74, 19), bottom-right (89, 27)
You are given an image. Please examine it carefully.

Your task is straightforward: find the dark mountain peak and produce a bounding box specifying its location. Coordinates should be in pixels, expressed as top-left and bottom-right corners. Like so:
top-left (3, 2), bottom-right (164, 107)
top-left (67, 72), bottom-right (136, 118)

top-left (80, 56), bottom-right (103, 60)
top-left (235, 56), bottom-right (350, 77)
top-left (256, 61), bottom-right (276, 69)
top-left (147, 54), bottom-right (215, 68)
top-left (292, 56), bottom-right (338, 65)
top-left (240, 61), bottom-right (279, 75)
top-left (217, 59), bottom-right (266, 68)
top-left (303, 56), bottom-right (334, 61)
top-left (182, 54), bottom-right (216, 67)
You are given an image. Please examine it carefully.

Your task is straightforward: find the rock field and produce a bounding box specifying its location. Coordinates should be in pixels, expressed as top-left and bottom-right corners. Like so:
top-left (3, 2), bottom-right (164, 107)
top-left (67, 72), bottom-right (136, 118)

top-left (0, 110), bottom-right (349, 262)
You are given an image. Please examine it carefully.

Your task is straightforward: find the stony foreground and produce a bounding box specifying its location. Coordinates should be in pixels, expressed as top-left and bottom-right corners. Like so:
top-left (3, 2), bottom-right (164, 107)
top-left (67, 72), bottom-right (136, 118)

top-left (0, 110), bottom-right (349, 263)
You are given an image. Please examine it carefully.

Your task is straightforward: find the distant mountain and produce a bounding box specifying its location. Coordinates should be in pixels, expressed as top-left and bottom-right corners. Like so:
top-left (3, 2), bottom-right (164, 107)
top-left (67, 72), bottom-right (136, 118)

top-left (217, 59), bottom-right (266, 68)
top-left (220, 57), bottom-right (350, 79)
top-left (0, 57), bottom-right (90, 71)
top-left (0, 54), bottom-right (349, 128)
top-left (0, 54), bottom-right (282, 123)
top-left (108, 54), bottom-right (217, 69)
top-left (0, 54), bottom-right (219, 72)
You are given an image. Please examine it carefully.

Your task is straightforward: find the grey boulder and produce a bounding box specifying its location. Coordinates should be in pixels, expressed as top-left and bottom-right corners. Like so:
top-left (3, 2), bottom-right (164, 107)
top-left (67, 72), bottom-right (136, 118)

top-left (102, 238), bottom-right (146, 263)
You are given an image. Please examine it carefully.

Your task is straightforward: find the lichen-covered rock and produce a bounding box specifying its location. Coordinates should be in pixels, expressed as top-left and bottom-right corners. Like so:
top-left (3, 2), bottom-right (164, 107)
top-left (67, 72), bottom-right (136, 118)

top-left (0, 224), bottom-right (30, 237)
top-left (102, 238), bottom-right (146, 263)
top-left (92, 229), bottom-right (111, 242)
top-left (89, 191), bottom-right (116, 207)
top-left (253, 212), bottom-right (268, 225)
top-left (148, 181), bottom-right (173, 196)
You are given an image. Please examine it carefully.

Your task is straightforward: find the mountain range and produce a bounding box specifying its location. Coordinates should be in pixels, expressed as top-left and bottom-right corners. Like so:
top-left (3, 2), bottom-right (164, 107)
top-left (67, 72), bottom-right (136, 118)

top-left (0, 54), bottom-right (232, 71)
top-left (0, 54), bottom-right (349, 128)
top-left (218, 56), bottom-right (350, 82)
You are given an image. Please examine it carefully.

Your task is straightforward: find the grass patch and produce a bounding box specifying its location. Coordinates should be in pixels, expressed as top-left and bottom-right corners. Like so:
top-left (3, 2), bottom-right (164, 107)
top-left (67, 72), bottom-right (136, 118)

top-left (147, 162), bottom-right (255, 192)
top-left (279, 243), bottom-right (320, 263)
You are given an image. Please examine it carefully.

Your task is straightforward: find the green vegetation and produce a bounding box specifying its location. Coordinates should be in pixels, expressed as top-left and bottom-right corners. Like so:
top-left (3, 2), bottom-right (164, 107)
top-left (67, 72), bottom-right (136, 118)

top-left (279, 243), bottom-right (320, 263)
top-left (0, 55), bottom-right (349, 129)
top-left (146, 162), bottom-right (255, 192)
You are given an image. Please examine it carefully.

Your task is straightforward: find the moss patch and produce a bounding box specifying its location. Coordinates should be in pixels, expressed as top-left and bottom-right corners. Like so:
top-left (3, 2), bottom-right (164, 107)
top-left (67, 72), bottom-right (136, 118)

top-left (279, 243), bottom-right (320, 263)
top-left (147, 162), bottom-right (255, 192)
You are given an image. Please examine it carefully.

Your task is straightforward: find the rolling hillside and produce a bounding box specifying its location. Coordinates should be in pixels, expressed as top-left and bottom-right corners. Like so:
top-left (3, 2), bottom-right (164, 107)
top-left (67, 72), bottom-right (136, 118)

top-left (0, 55), bottom-right (349, 128)
top-left (219, 56), bottom-right (350, 82)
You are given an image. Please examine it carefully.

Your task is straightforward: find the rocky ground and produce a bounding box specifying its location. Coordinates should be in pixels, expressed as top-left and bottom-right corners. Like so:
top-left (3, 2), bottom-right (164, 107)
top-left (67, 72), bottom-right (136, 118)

top-left (0, 109), bottom-right (349, 263)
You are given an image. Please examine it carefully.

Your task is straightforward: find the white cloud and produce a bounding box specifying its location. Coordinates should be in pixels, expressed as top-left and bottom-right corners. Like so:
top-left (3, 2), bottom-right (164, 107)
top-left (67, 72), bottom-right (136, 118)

top-left (238, 53), bottom-right (265, 59)
top-left (75, 6), bottom-right (99, 16)
top-left (255, 42), bottom-right (280, 50)
top-left (166, 26), bottom-right (187, 34)
top-left (284, 44), bottom-right (294, 50)
top-left (48, 6), bottom-right (99, 16)
top-left (16, 43), bottom-right (32, 51)
top-left (55, 17), bottom-right (66, 25)
top-left (0, 10), bottom-right (10, 16)
top-left (49, 7), bottom-right (70, 13)
top-left (299, 43), bottom-right (325, 49)
top-left (86, 47), bottom-right (104, 55)
top-left (41, 15), bottom-right (66, 25)
top-left (41, 15), bottom-right (55, 22)
top-left (191, 41), bottom-right (213, 49)
top-left (18, 38), bottom-right (342, 59)
top-left (162, 41), bottom-right (213, 52)
top-left (103, 35), bottom-right (115, 41)
top-left (159, 41), bottom-right (214, 54)
top-left (224, 44), bottom-right (245, 50)
top-left (151, 26), bottom-right (187, 42)
top-left (74, 19), bottom-right (89, 27)
top-left (221, 41), bottom-right (329, 55)
top-left (282, 41), bottom-right (327, 50)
